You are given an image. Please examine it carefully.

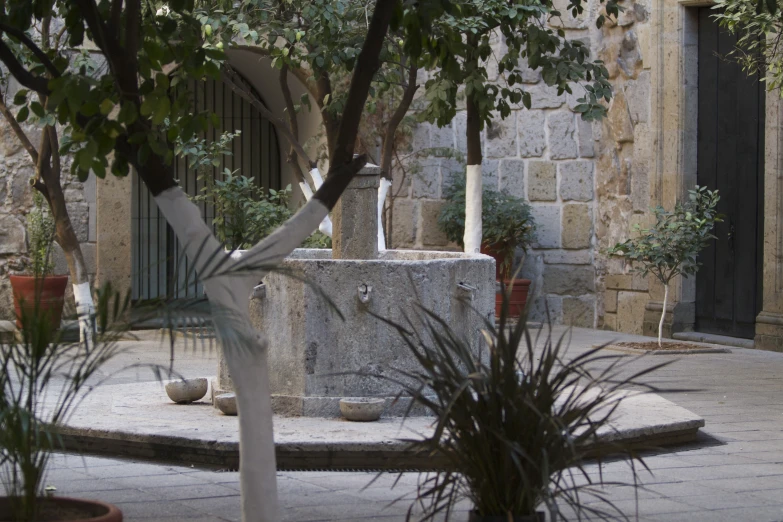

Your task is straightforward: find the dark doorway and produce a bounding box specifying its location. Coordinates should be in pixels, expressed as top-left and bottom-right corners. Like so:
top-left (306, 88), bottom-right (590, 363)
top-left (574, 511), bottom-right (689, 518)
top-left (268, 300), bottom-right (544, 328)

top-left (696, 8), bottom-right (764, 339)
top-left (131, 75), bottom-right (281, 302)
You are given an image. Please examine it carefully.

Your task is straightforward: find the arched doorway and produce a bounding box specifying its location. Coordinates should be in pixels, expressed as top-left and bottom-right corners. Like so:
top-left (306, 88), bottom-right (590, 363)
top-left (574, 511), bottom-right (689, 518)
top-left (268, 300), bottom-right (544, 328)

top-left (131, 75), bottom-right (281, 301)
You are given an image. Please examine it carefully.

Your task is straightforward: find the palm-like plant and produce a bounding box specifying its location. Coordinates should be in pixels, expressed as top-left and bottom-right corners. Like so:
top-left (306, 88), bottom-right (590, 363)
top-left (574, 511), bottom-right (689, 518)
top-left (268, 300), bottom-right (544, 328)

top-left (0, 284), bottom-right (173, 521)
top-left (376, 294), bottom-right (670, 521)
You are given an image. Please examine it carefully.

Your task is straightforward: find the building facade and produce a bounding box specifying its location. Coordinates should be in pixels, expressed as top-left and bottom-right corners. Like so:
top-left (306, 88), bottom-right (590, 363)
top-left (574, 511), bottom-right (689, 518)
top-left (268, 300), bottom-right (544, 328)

top-left (1, 0), bottom-right (782, 350)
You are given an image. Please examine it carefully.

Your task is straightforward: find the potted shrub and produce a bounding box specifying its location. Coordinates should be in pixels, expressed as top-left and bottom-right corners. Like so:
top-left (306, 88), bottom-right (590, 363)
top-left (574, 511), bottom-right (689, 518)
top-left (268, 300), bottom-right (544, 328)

top-left (0, 283), bottom-right (167, 521)
top-left (439, 176), bottom-right (535, 317)
top-left (379, 291), bottom-right (665, 522)
top-left (9, 192), bottom-right (68, 331)
top-left (609, 186), bottom-right (722, 347)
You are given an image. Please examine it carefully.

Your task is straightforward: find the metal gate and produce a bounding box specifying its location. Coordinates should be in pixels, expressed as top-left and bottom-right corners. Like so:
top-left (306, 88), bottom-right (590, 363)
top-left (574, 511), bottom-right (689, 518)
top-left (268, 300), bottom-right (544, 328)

top-left (131, 75), bottom-right (281, 301)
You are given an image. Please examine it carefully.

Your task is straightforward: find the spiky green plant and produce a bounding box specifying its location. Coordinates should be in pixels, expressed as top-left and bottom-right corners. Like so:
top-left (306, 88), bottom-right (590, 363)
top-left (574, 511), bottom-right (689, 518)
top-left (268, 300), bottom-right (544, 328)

top-left (0, 284), bottom-right (174, 521)
top-left (374, 292), bottom-right (670, 521)
top-left (25, 192), bottom-right (55, 279)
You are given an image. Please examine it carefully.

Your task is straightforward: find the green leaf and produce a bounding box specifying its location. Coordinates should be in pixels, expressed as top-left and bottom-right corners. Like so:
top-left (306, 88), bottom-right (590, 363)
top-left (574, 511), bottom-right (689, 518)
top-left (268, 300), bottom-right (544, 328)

top-left (16, 106), bottom-right (29, 123)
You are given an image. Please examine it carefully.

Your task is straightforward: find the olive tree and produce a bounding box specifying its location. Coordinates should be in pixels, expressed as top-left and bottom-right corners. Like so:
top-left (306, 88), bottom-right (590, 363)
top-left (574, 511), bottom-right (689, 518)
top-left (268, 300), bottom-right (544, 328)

top-left (609, 187), bottom-right (722, 346)
top-left (0, 1), bottom-right (439, 520)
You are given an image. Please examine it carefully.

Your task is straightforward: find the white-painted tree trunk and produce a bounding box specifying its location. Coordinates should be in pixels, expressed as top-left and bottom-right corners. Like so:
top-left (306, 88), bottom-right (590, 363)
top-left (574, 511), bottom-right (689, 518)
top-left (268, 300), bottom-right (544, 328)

top-left (299, 168), bottom-right (333, 238)
top-left (658, 283), bottom-right (669, 348)
top-left (72, 282), bottom-right (94, 344)
top-left (377, 177), bottom-right (391, 251)
top-left (464, 164), bottom-right (482, 254)
top-left (152, 187), bottom-right (331, 522)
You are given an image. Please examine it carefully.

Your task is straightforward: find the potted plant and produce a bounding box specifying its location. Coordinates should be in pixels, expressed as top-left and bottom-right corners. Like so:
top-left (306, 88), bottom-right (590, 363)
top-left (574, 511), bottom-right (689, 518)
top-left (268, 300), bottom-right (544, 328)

top-left (0, 283), bottom-right (168, 521)
top-left (379, 291), bottom-right (666, 522)
top-left (609, 186), bottom-right (722, 347)
top-left (438, 175), bottom-right (535, 317)
top-left (9, 192), bottom-right (69, 331)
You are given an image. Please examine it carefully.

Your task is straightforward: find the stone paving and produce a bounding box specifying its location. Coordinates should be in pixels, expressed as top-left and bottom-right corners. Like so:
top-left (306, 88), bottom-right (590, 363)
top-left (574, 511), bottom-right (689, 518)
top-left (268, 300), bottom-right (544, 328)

top-left (39, 327), bottom-right (783, 521)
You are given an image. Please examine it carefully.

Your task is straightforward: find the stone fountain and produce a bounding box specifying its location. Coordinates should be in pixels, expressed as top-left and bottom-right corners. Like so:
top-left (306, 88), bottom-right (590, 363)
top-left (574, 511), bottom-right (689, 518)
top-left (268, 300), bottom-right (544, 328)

top-left (213, 164), bottom-right (495, 417)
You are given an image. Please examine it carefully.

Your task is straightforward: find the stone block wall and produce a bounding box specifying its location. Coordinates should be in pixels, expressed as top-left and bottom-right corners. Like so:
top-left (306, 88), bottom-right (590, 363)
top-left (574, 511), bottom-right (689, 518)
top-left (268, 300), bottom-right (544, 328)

top-left (0, 122), bottom-right (97, 321)
top-left (388, 0), bottom-right (654, 331)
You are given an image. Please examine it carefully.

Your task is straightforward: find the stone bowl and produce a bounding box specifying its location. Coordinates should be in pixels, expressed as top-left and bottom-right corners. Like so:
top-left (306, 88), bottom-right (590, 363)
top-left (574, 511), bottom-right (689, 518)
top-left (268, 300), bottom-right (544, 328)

top-left (339, 398), bottom-right (386, 422)
top-left (165, 378), bottom-right (208, 404)
top-left (215, 393), bottom-right (238, 416)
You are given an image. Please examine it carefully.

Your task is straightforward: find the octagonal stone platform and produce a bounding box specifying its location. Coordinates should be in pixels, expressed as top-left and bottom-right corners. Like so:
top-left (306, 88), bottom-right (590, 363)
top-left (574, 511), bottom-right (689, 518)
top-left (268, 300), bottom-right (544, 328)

top-left (57, 378), bottom-right (704, 471)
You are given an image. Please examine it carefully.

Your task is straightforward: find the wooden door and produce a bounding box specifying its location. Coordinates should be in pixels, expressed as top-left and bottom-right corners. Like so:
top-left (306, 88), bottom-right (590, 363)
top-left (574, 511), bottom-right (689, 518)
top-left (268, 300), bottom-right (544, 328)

top-left (696, 8), bottom-right (764, 339)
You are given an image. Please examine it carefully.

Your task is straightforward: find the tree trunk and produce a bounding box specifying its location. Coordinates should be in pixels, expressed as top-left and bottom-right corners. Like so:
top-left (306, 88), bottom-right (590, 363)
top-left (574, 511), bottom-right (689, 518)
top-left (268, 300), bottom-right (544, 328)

top-left (658, 283), bottom-right (669, 348)
top-left (464, 83), bottom-right (483, 254)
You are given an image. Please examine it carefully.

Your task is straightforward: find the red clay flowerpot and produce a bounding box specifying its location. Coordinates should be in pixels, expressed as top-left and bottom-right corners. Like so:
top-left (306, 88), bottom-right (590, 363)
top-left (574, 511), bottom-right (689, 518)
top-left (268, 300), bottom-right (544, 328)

top-left (9, 274), bottom-right (69, 331)
top-left (496, 279), bottom-right (532, 319)
top-left (480, 242), bottom-right (510, 281)
top-left (0, 496), bottom-right (122, 522)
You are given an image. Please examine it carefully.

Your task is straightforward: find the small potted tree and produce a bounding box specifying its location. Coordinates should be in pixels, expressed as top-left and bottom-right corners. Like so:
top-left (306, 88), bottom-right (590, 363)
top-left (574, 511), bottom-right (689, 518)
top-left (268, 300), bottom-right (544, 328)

top-left (609, 186), bottom-right (722, 347)
top-left (439, 176), bottom-right (535, 317)
top-left (9, 192), bottom-right (69, 332)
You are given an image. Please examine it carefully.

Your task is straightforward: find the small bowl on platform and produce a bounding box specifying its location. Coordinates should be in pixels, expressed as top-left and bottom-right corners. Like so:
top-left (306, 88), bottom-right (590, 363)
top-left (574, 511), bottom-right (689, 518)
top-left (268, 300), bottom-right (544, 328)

top-left (339, 398), bottom-right (386, 422)
top-left (215, 393), bottom-right (238, 415)
top-left (165, 378), bottom-right (208, 404)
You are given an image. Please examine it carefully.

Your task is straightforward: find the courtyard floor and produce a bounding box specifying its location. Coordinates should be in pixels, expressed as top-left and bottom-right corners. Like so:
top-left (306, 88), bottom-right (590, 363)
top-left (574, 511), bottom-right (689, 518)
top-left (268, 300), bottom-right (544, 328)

top-left (44, 326), bottom-right (783, 521)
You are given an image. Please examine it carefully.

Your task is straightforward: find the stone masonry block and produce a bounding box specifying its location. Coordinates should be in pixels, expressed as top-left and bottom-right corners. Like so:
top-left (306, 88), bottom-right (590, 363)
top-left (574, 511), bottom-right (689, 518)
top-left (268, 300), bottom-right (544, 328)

top-left (482, 159), bottom-right (499, 190)
top-left (603, 312), bottom-right (617, 331)
top-left (543, 265), bottom-right (595, 295)
top-left (530, 85), bottom-right (565, 109)
top-left (66, 202), bottom-right (90, 243)
top-left (577, 118), bottom-right (595, 158)
top-left (412, 168), bottom-right (439, 199)
top-left (559, 161), bottom-right (594, 201)
top-left (0, 214), bottom-right (25, 254)
top-left (547, 112), bottom-right (578, 160)
top-left (485, 114), bottom-right (517, 159)
top-left (625, 71), bottom-right (651, 124)
top-left (605, 273), bottom-right (649, 291)
top-left (563, 296), bottom-right (595, 327)
top-left (529, 295), bottom-right (563, 324)
top-left (518, 111), bottom-right (546, 157)
top-left (562, 203), bottom-right (592, 249)
top-left (391, 198), bottom-right (417, 248)
top-left (430, 123), bottom-right (454, 149)
top-left (616, 291), bottom-right (649, 335)
top-left (419, 200), bottom-right (449, 247)
top-left (531, 205), bottom-right (561, 248)
top-left (528, 161), bottom-right (556, 201)
top-left (605, 289), bottom-right (618, 313)
top-left (543, 250), bottom-right (591, 265)
top-left (498, 159), bottom-right (525, 199)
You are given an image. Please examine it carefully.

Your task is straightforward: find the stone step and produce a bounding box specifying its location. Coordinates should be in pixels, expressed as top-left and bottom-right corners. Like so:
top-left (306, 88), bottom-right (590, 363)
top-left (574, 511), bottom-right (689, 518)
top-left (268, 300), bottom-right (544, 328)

top-left (673, 331), bottom-right (754, 349)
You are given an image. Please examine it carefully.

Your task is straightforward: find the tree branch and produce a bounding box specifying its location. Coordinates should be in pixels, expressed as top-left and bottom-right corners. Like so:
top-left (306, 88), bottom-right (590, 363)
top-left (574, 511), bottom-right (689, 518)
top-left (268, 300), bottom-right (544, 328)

top-left (223, 66), bottom-right (315, 172)
top-left (0, 39), bottom-right (50, 95)
top-left (0, 87), bottom-right (39, 165)
top-left (0, 23), bottom-right (61, 78)
top-left (124, 0), bottom-right (140, 76)
top-left (279, 64), bottom-right (308, 183)
top-left (111, 0), bottom-right (124, 32)
top-left (380, 62), bottom-right (418, 180)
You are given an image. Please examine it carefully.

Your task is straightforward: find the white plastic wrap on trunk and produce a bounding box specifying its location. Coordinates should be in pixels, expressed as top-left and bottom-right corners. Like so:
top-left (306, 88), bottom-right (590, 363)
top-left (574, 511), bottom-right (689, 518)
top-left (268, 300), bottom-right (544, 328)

top-left (377, 177), bottom-right (391, 251)
top-left (72, 282), bottom-right (94, 343)
top-left (299, 181), bottom-right (314, 201)
top-left (309, 167), bottom-right (324, 189)
top-left (154, 187), bottom-right (279, 521)
top-left (301, 174), bottom-right (333, 238)
top-left (464, 164), bottom-right (483, 253)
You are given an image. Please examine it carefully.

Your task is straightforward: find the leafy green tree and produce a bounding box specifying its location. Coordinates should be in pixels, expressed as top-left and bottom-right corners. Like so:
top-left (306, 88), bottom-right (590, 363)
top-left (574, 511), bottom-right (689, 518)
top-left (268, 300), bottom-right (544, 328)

top-left (0, 1), bottom-right (429, 520)
top-left (0, 16), bottom-right (96, 342)
top-left (609, 187), bottom-right (723, 346)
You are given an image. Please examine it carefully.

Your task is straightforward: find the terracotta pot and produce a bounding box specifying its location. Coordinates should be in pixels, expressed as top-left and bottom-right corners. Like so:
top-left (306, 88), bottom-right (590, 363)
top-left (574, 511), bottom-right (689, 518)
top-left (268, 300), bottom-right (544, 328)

top-left (496, 279), bottom-right (531, 319)
top-left (468, 510), bottom-right (545, 522)
top-left (9, 274), bottom-right (69, 330)
top-left (480, 242), bottom-right (512, 281)
top-left (0, 496), bottom-right (122, 522)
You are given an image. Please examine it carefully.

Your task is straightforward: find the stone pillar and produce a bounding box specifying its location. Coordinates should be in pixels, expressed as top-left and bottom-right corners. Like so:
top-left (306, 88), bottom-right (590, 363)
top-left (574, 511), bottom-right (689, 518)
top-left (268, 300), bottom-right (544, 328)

top-left (96, 171), bottom-right (132, 294)
top-left (331, 162), bottom-right (380, 260)
top-left (755, 89), bottom-right (783, 352)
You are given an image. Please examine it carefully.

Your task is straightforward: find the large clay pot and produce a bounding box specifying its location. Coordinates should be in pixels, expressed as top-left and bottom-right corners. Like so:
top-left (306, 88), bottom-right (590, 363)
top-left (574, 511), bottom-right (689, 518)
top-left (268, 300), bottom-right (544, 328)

top-left (9, 274), bottom-right (69, 330)
top-left (468, 510), bottom-right (545, 522)
top-left (496, 279), bottom-right (531, 319)
top-left (0, 496), bottom-right (122, 522)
